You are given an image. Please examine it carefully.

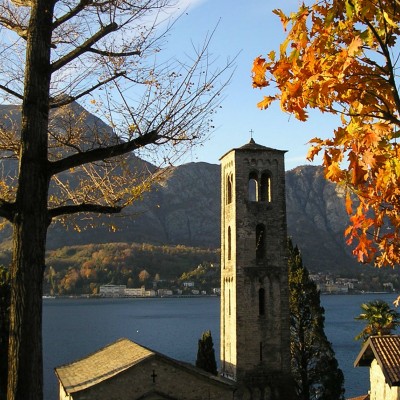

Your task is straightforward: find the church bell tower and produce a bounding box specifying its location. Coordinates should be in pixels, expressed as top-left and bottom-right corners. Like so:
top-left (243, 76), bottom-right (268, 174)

top-left (220, 139), bottom-right (293, 398)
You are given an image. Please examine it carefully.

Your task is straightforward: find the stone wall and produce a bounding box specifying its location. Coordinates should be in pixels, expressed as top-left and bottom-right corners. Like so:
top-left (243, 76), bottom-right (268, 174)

top-left (68, 356), bottom-right (234, 400)
top-left (369, 359), bottom-right (400, 400)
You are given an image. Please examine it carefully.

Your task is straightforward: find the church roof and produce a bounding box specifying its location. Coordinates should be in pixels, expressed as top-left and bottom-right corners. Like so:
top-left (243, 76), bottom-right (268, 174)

top-left (55, 338), bottom-right (155, 393)
top-left (219, 138), bottom-right (286, 160)
top-left (354, 335), bottom-right (400, 387)
top-left (55, 338), bottom-right (234, 394)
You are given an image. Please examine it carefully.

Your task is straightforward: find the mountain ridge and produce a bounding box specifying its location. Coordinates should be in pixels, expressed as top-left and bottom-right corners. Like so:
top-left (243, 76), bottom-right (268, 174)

top-left (0, 104), bottom-right (359, 273)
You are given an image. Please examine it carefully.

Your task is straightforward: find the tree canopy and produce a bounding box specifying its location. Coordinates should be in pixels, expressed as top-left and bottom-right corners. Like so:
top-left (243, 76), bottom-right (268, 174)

top-left (195, 330), bottom-right (218, 376)
top-left (0, 0), bottom-right (230, 398)
top-left (355, 299), bottom-right (400, 342)
top-left (253, 0), bottom-right (400, 267)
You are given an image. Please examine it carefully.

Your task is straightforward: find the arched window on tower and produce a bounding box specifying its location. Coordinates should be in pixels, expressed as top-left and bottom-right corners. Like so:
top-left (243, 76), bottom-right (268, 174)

top-left (229, 287), bottom-right (231, 316)
top-left (260, 172), bottom-right (272, 202)
top-left (259, 288), bottom-right (265, 316)
top-left (248, 172), bottom-right (258, 201)
top-left (227, 226), bottom-right (232, 261)
top-left (256, 224), bottom-right (265, 262)
top-left (226, 173), bottom-right (233, 204)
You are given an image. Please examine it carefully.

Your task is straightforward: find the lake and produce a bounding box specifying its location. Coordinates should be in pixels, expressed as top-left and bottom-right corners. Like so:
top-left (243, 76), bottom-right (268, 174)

top-left (43, 293), bottom-right (398, 400)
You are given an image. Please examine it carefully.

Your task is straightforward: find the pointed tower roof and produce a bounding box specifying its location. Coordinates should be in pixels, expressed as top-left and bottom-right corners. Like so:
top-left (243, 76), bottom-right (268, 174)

top-left (220, 138), bottom-right (287, 160)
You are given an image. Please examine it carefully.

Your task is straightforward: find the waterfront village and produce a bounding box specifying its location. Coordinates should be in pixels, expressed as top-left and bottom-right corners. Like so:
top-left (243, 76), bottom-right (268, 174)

top-left (95, 268), bottom-right (396, 298)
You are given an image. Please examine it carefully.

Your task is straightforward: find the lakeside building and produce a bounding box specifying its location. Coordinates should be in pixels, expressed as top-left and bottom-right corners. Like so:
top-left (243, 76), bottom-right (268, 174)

top-left (99, 285), bottom-right (156, 298)
top-left (99, 284), bottom-right (126, 297)
top-left (310, 274), bottom-right (359, 294)
top-left (124, 287), bottom-right (146, 297)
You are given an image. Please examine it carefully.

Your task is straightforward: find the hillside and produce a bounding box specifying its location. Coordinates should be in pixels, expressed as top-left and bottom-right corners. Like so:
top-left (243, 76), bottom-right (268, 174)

top-left (4, 162), bottom-right (359, 274)
top-left (0, 103), bottom-right (361, 274)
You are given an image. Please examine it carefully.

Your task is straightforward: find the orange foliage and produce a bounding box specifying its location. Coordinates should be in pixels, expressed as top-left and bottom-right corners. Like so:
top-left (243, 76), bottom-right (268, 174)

top-left (253, 0), bottom-right (400, 267)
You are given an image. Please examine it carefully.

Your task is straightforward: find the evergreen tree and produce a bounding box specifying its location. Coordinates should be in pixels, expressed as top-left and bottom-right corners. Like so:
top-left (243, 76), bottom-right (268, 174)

top-left (288, 239), bottom-right (345, 400)
top-left (196, 330), bottom-right (217, 376)
top-left (0, 266), bottom-right (10, 399)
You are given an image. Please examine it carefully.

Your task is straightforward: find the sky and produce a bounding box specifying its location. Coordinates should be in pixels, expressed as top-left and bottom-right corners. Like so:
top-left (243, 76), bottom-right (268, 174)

top-left (160, 0), bottom-right (339, 171)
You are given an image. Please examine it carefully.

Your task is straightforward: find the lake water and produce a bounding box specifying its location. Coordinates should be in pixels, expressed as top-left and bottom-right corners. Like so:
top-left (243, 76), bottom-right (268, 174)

top-left (43, 293), bottom-right (398, 400)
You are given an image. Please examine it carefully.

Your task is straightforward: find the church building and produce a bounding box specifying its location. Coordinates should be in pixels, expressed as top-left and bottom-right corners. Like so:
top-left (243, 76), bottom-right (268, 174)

top-left (55, 140), bottom-right (294, 400)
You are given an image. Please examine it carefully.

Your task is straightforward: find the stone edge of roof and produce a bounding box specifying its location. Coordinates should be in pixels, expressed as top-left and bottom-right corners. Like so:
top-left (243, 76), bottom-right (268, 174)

top-left (55, 338), bottom-right (235, 394)
top-left (219, 139), bottom-right (287, 161)
top-left (55, 338), bottom-right (154, 393)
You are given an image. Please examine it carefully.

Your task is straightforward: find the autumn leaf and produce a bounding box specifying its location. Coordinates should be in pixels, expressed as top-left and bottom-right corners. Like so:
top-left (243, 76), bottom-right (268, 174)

top-left (252, 57), bottom-right (268, 88)
top-left (257, 96), bottom-right (276, 110)
top-left (254, 0), bottom-right (400, 266)
top-left (325, 161), bottom-right (343, 182)
top-left (287, 81), bottom-right (302, 96)
top-left (272, 8), bottom-right (290, 31)
top-left (306, 144), bottom-right (321, 161)
top-left (345, 193), bottom-right (353, 215)
top-left (348, 36), bottom-right (363, 57)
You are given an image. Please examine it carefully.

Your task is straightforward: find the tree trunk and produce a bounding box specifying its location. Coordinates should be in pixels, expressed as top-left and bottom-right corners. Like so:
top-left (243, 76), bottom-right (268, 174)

top-left (7, 1), bottom-right (54, 399)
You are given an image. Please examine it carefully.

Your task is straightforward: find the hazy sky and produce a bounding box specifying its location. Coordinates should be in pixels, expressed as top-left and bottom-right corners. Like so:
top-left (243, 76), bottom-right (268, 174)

top-left (163, 0), bottom-right (338, 170)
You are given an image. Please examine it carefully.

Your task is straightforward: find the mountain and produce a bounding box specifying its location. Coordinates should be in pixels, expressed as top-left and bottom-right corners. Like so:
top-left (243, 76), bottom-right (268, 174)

top-left (46, 162), bottom-right (358, 273)
top-left (0, 103), bottom-right (359, 273)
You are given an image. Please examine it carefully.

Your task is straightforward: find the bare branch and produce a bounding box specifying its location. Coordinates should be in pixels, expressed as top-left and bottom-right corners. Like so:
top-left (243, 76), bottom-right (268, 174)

top-left (52, 0), bottom-right (92, 30)
top-left (48, 129), bottom-right (159, 175)
top-left (50, 71), bottom-right (126, 108)
top-left (0, 84), bottom-right (23, 101)
top-left (49, 203), bottom-right (122, 219)
top-left (51, 22), bottom-right (118, 72)
top-left (0, 16), bottom-right (27, 39)
top-left (87, 48), bottom-right (141, 57)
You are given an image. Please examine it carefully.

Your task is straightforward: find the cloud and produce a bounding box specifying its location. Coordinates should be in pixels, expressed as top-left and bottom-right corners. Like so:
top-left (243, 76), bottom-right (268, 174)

top-left (174, 0), bottom-right (208, 12)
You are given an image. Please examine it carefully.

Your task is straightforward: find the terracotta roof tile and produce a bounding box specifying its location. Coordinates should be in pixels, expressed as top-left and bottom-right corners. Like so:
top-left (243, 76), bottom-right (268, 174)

top-left (354, 335), bottom-right (400, 387)
top-left (55, 338), bottom-right (154, 393)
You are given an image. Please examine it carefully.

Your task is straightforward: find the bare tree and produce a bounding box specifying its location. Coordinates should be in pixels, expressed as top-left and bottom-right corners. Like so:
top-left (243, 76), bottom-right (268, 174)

top-left (0, 0), bottom-right (230, 398)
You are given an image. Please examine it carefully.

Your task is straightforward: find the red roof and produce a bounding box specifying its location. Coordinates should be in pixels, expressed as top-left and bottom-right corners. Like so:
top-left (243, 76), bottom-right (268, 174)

top-left (354, 335), bottom-right (400, 387)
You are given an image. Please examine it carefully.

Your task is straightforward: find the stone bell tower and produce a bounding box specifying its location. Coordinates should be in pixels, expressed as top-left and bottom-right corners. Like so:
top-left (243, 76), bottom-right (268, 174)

top-left (220, 139), bottom-right (293, 399)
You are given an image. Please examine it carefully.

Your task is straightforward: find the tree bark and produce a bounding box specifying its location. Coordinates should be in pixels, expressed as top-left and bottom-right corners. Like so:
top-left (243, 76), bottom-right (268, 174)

top-left (7, 0), bottom-right (54, 399)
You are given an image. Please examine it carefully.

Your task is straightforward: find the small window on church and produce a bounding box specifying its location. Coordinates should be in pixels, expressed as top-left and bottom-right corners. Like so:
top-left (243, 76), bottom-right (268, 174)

top-left (226, 174), bottom-right (233, 204)
top-left (259, 288), bottom-right (265, 316)
top-left (248, 172), bottom-right (258, 202)
top-left (256, 224), bottom-right (265, 262)
top-left (260, 172), bottom-right (272, 202)
top-left (228, 226), bottom-right (232, 261)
